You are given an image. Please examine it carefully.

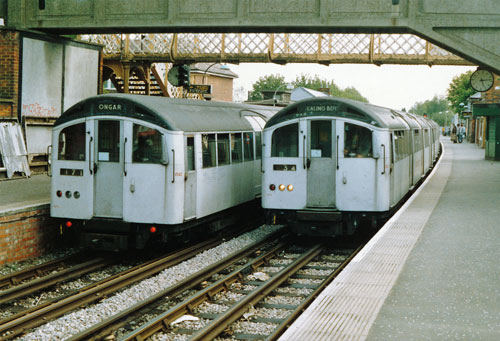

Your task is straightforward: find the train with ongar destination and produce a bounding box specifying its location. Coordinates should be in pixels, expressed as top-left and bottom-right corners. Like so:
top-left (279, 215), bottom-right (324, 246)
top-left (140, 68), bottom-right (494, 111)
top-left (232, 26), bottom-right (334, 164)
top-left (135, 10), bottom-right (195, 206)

top-left (261, 96), bottom-right (440, 237)
top-left (50, 93), bottom-right (279, 250)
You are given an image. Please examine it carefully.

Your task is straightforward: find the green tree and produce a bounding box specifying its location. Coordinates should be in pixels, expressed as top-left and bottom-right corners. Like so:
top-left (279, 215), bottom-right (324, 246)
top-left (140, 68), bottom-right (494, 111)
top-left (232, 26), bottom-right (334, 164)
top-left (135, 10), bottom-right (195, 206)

top-left (248, 73), bottom-right (368, 103)
top-left (292, 74), bottom-right (368, 102)
top-left (410, 95), bottom-right (452, 126)
top-left (248, 74), bottom-right (286, 101)
top-left (447, 70), bottom-right (476, 114)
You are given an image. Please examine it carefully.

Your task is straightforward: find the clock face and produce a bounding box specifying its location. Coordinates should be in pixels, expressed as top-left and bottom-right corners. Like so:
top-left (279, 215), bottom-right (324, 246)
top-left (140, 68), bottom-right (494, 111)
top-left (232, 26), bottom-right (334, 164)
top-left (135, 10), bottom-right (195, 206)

top-left (470, 69), bottom-right (494, 92)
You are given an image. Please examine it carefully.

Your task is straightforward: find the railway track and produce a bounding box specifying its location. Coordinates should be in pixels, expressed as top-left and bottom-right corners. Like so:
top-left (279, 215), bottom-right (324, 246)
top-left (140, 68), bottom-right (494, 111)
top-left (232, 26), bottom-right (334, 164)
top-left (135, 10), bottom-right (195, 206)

top-left (0, 229), bottom-right (254, 340)
top-left (0, 252), bottom-right (89, 290)
top-left (75, 241), bottom-right (359, 340)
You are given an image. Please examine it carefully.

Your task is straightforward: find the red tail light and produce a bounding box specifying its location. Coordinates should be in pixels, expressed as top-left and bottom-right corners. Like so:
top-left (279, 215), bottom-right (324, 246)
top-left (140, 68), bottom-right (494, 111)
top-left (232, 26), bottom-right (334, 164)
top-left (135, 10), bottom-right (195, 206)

top-left (65, 221), bottom-right (72, 227)
top-left (56, 190), bottom-right (62, 197)
top-left (150, 226), bottom-right (157, 233)
top-left (269, 184), bottom-right (276, 191)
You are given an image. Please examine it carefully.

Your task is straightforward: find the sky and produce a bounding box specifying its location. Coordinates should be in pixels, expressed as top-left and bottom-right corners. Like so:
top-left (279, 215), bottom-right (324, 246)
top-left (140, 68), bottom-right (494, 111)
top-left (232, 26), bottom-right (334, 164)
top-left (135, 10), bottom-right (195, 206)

top-left (230, 63), bottom-right (475, 111)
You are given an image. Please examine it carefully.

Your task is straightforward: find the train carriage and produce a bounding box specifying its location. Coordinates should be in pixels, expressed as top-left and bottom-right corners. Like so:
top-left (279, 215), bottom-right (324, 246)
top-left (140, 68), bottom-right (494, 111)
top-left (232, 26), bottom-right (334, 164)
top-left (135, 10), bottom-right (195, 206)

top-left (262, 97), bottom-right (440, 237)
top-left (51, 94), bottom-right (278, 249)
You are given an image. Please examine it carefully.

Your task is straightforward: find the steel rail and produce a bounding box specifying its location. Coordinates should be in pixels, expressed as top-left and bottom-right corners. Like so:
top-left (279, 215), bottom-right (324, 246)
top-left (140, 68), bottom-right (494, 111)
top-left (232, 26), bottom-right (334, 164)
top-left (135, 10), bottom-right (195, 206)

top-left (122, 243), bottom-right (321, 341)
top-left (0, 257), bottom-right (111, 305)
top-left (190, 244), bottom-right (323, 341)
top-left (0, 234), bottom-right (230, 340)
top-left (0, 253), bottom-right (83, 290)
top-left (68, 230), bottom-right (286, 340)
top-left (265, 244), bottom-right (364, 340)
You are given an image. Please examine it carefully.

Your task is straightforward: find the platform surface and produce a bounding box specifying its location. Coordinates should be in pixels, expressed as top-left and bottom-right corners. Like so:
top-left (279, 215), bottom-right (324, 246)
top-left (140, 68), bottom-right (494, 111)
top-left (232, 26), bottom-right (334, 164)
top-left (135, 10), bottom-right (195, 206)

top-left (279, 137), bottom-right (500, 340)
top-left (0, 174), bottom-right (51, 214)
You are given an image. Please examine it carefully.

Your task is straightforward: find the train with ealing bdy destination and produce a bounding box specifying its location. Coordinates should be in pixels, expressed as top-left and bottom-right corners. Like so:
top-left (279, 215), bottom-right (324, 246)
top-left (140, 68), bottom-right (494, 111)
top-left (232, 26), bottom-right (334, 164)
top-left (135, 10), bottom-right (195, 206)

top-left (50, 94), bottom-right (278, 250)
top-left (261, 96), bottom-right (440, 237)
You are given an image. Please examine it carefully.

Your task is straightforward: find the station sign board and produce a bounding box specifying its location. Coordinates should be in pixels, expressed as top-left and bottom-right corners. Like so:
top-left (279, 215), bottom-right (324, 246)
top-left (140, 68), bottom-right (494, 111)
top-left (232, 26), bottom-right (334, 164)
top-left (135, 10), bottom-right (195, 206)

top-left (187, 84), bottom-right (212, 94)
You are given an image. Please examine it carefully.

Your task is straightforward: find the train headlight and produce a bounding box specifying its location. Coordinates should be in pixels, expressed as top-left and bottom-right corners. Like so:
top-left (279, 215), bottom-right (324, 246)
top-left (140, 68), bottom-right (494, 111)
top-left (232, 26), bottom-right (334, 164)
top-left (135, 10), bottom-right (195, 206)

top-left (65, 191), bottom-right (72, 198)
top-left (74, 191), bottom-right (80, 199)
top-left (269, 184), bottom-right (276, 191)
top-left (56, 190), bottom-right (62, 197)
top-left (279, 184), bottom-right (285, 191)
top-left (287, 184), bottom-right (294, 191)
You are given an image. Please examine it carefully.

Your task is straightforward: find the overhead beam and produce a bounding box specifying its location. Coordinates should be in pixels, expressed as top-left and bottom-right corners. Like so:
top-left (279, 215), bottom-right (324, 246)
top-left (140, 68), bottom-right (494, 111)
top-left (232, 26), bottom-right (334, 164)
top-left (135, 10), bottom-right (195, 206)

top-left (2, 0), bottom-right (499, 72)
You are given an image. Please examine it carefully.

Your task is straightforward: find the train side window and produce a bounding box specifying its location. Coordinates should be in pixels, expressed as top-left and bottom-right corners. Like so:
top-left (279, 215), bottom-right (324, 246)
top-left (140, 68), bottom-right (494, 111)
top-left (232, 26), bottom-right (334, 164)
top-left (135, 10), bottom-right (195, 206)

top-left (187, 136), bottom-right (195, 171)
top-left (255, 132), bottom-right (262, 160)
top-left (202, 134), bottom-right (216, 168)
top-left (231, 133), bottom-right (243, 163)
top-left (271, 123), bottom-right (298, 157)
top-left (424, 129), bottom-right (429, 147)
top-left (217, 133), bottom-right (230, 166)
top-left (243, 132), bottom-right (254, 161)
top-left (132, 124), bottom-right (162, 163)
top-left (58, 123), bottom-right (86, 161)
top-left (344, 123), bottom-right (372, 158)
top-left (414, 130), bottom-right (422, 151)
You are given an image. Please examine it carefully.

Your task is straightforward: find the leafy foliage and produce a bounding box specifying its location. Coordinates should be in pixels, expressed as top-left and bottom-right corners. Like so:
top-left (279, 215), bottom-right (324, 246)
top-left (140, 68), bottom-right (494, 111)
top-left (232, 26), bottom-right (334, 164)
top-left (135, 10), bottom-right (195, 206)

top-left (446, 70), bottom-right (476, 114)
top-left (248, 74), bottom-right (286, 101)
top-left (248, 73), bottom-right (368, 102)
top-left (409, 95), bottom-right (452, 126)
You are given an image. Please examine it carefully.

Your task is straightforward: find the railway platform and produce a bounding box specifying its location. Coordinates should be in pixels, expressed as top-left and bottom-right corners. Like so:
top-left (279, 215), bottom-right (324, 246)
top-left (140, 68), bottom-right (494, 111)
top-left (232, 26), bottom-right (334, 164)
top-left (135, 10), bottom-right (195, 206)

top-left (279, 137), bottom-right (500, 340)
top-left (0, 174), bottom-right (50, 213)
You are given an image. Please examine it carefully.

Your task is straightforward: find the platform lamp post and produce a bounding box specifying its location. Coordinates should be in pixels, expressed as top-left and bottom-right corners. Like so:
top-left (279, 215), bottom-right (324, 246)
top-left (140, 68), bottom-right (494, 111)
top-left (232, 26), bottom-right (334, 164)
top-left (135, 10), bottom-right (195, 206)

top-left (273, 83), bottom-right (293, 107)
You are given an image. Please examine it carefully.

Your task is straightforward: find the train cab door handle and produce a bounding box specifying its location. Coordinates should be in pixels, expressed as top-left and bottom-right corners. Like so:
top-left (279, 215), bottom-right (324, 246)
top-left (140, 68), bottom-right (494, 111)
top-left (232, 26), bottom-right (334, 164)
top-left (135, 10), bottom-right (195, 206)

top-left (93, 163), bottom-right (98, 174)
top-left (303, 135), bottom-right (307, 169)
top-left (381, 144), bottom-right (386, 175)
top-left (88, 136), bottom-right (93, 175)
top-left (171, 149), bottom-right (175, 183)
top-left (123, 137), bottom-right (127, 176)
top-left (306, 158), bottom-right (311, 169)
top-left (47, 145), bottom-right (52, 177)
top-left (336, 135), bottom-right (339, 170)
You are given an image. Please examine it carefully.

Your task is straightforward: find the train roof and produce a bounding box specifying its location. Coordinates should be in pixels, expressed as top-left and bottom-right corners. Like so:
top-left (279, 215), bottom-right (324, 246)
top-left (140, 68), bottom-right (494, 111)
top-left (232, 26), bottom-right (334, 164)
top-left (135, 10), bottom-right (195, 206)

top-left (55, 94), bottom-right (279, 132)
top-left (265, 96), bottom-right (412, 130)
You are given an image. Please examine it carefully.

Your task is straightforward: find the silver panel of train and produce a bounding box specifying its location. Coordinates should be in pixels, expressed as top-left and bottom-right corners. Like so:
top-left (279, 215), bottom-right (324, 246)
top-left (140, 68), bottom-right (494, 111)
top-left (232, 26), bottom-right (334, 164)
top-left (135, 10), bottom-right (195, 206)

top-left (50, 94), bottom-right (278, 249)
top-left (262, 97), bottom-right (440, 237)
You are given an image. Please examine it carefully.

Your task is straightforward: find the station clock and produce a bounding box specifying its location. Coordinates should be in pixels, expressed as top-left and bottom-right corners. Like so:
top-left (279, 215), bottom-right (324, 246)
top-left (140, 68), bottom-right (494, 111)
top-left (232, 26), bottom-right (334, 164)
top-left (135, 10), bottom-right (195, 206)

top-left (470, 69), bottom-right (494, 92)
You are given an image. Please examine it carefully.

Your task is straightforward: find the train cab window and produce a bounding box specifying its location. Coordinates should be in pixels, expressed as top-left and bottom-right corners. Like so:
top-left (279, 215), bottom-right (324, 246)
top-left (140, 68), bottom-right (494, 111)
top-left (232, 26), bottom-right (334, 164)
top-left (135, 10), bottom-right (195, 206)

top-left (271, 123), bottom-right (298, 157)
top-left (344, 123), bottom-right (372, 158)
top-left (310, 120), bottom-right (332, 158)
top-left (186, 137), bottom-right (195, 171)
top-left (58, 123), bottom-right (86, 161)
top-left (231, 133), bottom-right (243, 163)
top-left (132, 124), bottom-right (162, 163)
top-left (98, 121), bottom-right (120, 162)
top-left (202, 134), bottom-right (216, 168)
top-left (217, 133), bottom-right (230, 166)
top-left (243, 132), bottom-right (254, 161)
top-left (255, 132), bottom-right (262, 160)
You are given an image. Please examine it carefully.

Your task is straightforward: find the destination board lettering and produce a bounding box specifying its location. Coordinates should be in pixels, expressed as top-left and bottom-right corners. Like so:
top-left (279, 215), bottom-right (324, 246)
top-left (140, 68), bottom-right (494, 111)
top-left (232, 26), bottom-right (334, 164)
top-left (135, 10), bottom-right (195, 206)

top-left (98, 103), bottom-right (123, 111)
top-left (304, 105), bottom-right (338, 112)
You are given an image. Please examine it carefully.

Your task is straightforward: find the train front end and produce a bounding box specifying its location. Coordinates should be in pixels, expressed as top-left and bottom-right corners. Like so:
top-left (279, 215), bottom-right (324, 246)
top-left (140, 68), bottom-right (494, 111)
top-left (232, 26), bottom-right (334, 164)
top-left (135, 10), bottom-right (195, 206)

top-left (262, 97), bottom-right (391, 237)
top-left (50, 95), bottom-right (181, 250)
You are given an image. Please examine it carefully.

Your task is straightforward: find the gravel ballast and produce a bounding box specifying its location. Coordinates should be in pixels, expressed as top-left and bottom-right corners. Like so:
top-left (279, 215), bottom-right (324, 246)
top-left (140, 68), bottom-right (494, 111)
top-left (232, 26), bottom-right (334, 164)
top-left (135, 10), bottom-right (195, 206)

top-left (18, 225), bottom-right (281, 340)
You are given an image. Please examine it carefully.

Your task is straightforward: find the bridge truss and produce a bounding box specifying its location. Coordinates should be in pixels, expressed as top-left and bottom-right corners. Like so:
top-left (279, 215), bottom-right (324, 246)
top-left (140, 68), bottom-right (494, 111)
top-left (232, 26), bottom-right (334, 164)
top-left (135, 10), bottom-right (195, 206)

top-left (82, 33), bottom-right (470, 66)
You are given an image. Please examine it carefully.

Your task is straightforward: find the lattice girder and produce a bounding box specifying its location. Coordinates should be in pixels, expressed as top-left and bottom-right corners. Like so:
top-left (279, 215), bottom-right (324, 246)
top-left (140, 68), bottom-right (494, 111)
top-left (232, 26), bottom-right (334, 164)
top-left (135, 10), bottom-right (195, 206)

top-left (81, 33), bottom-right (471, 66)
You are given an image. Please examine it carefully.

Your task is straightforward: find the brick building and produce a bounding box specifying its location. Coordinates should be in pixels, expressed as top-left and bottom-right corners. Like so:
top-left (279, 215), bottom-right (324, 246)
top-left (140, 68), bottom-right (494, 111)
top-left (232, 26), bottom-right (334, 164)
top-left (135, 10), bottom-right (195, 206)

top-left (472, 72), bottom-right (500, 160)
top-left (190, 63), bottom-right (238, 102)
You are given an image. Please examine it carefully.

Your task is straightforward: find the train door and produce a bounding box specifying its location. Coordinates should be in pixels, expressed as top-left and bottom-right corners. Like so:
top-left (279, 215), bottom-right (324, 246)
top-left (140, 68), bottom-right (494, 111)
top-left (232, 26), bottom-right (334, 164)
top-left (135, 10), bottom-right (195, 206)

top-left (389, 132), bottom-right (397, 206)
top-left (305, 119), bottom-right (336, 207)
top-left (184, 135), bottom-right (196, 221)
top-left (92, 119), bottom-right (124, 218)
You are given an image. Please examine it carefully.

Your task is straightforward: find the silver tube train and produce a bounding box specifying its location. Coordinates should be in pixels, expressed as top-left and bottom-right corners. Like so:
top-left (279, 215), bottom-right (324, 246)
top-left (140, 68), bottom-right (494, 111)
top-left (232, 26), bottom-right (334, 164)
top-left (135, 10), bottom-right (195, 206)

top-left (50, 94), bottom-right (278, 250)
top-left (262, 96), bottom-right (440, 237)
